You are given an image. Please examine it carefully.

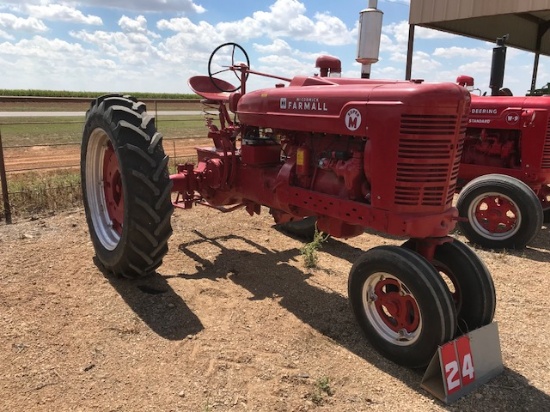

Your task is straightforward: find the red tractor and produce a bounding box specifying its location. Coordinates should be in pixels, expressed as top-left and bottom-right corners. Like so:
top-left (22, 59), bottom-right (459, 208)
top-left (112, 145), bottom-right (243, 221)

top-left (454, 76), bottom-right (550, 249)
top-left (81, 43), bottom-right (495, 369)
top-left (451, 36), bottom-right (550, 250)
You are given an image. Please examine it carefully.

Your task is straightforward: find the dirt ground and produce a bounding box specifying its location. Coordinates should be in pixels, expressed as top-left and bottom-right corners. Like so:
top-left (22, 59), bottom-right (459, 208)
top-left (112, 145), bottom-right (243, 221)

top-left (2, 138), bottom-right (211, 173)
top-left (1, 205), bottom-right (549, 411)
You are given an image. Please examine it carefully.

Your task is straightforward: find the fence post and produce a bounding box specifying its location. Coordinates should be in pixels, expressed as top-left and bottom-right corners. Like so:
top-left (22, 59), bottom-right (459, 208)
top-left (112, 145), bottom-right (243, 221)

top-left (0, 129), bottom-right (12, 224)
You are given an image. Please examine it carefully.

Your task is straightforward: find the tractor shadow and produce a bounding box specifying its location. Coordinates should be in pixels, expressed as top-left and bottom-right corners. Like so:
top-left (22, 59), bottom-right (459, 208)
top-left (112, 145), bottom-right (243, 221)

top-left (174, 230), bottom-right (550, 408)
top-left (92, 256), bottom-right (204, 340)
top-left (458, 224), bottom-right (550, 263)
top-left (448, 221), bottom-right (550, 262)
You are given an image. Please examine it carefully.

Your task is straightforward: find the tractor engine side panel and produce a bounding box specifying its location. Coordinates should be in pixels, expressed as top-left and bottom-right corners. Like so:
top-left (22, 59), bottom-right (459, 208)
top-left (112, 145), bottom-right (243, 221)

top-left (237, 81), bottom-right (470, 214)
top-left (459, 95), bottom-right (550, 185)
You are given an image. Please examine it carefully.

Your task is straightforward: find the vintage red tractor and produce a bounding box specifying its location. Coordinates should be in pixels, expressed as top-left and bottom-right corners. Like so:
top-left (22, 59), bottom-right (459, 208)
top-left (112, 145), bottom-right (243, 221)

top-left (454, 74), bottom-right (550, 249)
top-left (81, 43), bottom-right (495, 369)
top-left (290, 37), bottom-right (550, 251)
top-left (449, 35), bottom-right (550, 250)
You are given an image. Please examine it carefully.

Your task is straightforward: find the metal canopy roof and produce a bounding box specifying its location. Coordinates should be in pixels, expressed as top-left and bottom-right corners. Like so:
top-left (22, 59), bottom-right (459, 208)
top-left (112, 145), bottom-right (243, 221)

top-left (409, 0), bottom-right (550, 55)
top-left (406, 0), bottom-right (550, 91)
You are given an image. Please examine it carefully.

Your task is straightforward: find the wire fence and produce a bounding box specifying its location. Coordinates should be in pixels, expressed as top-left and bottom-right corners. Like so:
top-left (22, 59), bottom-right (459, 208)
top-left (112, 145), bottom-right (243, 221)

top-left (0, 101), bottom-right (206, 223)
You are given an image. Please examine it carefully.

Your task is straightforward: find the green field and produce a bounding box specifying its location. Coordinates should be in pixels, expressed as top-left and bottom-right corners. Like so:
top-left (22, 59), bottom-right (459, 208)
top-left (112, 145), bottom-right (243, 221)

top-left (0, 89), bottom-right (199, 100)
top-left (0, 115), bottom-right (206, 147)
top-left (0, 93), bottom-right (211, 221)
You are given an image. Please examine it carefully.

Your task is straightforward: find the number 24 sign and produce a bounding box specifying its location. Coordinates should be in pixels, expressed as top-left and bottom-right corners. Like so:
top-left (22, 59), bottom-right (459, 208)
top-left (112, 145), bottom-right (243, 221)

top-left (421, 322), bottom-right (503, 404)
top-left (440, 336), bottom-right (475, 394)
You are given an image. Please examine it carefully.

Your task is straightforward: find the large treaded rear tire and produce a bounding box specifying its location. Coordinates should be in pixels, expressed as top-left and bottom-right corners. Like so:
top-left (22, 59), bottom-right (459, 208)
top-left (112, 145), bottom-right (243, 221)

top-left (81, 94), bottom-right (173, 278)
top-left (276, 216), bottom-right (317, 241)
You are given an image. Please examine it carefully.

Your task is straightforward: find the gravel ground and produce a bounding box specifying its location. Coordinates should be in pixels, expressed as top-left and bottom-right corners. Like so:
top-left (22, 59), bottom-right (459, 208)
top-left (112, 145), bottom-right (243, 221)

top-left (1, 207), bottom-right (549, 411)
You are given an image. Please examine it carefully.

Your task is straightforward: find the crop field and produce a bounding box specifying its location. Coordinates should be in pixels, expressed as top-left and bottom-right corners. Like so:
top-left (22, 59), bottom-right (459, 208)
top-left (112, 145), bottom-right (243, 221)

top-left (0, 96), bottom-right (207, 220)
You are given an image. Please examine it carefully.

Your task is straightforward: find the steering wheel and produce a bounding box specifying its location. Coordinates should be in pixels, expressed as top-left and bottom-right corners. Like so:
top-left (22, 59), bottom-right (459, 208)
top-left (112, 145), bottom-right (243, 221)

top-left (208, 42), bottom-right (250, 92)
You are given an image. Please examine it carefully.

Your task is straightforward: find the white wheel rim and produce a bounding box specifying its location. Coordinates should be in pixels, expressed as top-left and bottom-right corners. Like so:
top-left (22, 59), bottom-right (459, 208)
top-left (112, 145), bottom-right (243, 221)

top-left (85, 128), bottom-right (121, 251)
top-left (361, 273), bottom-right (422, 346)
top-left (467, 192), bottom-right (521, 240)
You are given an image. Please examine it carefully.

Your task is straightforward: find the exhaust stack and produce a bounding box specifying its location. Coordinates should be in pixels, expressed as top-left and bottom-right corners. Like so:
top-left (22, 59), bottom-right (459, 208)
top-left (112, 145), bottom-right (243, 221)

top-left (356, 0), bottom-right (383, 79)
top-left (489, 35), bottom-right (508, 96)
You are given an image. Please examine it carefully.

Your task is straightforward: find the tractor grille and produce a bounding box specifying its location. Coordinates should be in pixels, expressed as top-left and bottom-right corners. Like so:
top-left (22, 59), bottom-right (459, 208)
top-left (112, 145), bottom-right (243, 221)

top-left (395, 114), bottom-right (465, 206)
top-left (543, 118), bottom-right (550, 169)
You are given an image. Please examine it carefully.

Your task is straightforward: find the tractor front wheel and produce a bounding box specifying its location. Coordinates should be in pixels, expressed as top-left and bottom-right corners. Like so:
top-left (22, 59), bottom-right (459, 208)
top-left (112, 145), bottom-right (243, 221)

top-left (456, 174), bottom-right (543, 249)
top-left (402, 239), bottom-right (496, 335)
top-left (81, 95), bottom-right (173, 278)
top-left (348, 246), bottom-right (456, 368)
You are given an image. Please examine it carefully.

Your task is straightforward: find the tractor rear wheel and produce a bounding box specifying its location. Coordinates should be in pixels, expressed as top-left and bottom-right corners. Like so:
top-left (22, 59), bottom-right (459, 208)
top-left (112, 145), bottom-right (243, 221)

top-left (402, 239), bottom-right (496, 335)
top-left (543, 185), bottom-right (550, 223)
top-left (81, 94), bottom-right (173, 278)
top-left (348, 245), bottom-right (456, 368)
top-left (456, 174), bottom-right (543, 249)
top-left (276, 216), bottom-right (317, 240)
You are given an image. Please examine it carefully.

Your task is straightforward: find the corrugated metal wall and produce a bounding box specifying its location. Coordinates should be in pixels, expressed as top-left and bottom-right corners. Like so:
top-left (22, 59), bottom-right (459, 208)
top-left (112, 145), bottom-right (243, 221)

top-left (408, 0), bottom-right (550, 55)
top-left (410, 0), bottom-right (550, 24)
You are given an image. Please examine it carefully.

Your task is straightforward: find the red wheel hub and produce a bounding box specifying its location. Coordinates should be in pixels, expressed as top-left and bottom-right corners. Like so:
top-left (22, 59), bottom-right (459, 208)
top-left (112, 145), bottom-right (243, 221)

top-left (374, 278), bottom-right (420, 333)
top-left (474, 195), bottom-right (517, 233)
top-left (103, 143), bottom-right (123, 234)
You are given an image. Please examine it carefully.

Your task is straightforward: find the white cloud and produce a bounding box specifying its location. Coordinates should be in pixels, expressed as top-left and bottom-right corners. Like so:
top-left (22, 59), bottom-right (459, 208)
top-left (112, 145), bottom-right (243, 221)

top-left (433, 46), bottom-right (490, 60)
top-left (74, 0), bottom-right (206, 13)
top-left (158, 0), bottom-right (355, 46)
top-left (118, 15), bottom-right (161, 39)
top-left (253, 39), bottom-right (293, 55)
top-left (311, 12), bottom-right (355, 46)
top-left (0, 29), bottom-right (13, 40)
top-left (0, 13), bottom-right (48, 33)
top-left (0, 35), bottom-right (84, 58)
top-left (70, 26), bottom-right (161, 63)
top-left (383, 21), bottom-right (409, 45)
top-left (26, 4), bottom-right (102, 25)
top-left (414, 50), bottom-right (442, 68)
top-left (383, 20), bottom-right (457, 47)
top-left (119, 15), bottom-right (147, 33)
top-left (416, 26), bottom-right (457, 40)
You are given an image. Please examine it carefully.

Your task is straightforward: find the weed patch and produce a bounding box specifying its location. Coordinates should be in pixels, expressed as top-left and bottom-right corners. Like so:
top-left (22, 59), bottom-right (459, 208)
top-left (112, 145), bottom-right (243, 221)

top-left (300, 229), bottom-right (329, 268)
top-left (1, 170), bottom-right (82, 220)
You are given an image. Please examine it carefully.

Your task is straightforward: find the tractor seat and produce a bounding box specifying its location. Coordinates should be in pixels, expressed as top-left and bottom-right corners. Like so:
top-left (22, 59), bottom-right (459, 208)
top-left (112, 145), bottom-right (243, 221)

top-left (188, 76), bottom-right (235, 102)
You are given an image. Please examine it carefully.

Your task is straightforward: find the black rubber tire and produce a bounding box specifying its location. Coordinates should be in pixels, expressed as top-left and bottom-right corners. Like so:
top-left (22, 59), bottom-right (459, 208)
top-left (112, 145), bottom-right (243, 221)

top-left (348, 245), bottom-right (456, 368)
top-left (81, 94), bottom-right (173, 278)
top-left (276, 216), bottom-right (317, 241)
top-left (541, 184), bottom-right (550, 223)
top-left (402, 239), bottom-right (496, 335)
top-left (456, 174), bottom-right (543, 249)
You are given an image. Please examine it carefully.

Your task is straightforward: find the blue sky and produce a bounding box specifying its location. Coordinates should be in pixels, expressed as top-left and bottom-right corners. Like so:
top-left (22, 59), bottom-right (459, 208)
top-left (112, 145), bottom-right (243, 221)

top-left (1, 0), bottom-right (549, 95)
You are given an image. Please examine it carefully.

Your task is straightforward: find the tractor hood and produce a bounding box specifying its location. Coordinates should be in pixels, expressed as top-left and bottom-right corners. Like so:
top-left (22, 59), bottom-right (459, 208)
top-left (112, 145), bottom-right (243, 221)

top-left (236, 76), bottom-right (469, 136)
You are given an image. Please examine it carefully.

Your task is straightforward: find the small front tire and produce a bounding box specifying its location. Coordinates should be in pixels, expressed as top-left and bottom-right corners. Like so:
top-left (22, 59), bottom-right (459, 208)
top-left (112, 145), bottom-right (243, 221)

top-left (348, 246), bottom-right (456, 368)
top-left (402, 239), bottom-right (496, 334)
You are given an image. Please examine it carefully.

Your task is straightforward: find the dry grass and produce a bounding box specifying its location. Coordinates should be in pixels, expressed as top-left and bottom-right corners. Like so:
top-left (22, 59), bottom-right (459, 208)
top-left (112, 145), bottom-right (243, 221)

top-left (1, 170), bottom-right (82, 220)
